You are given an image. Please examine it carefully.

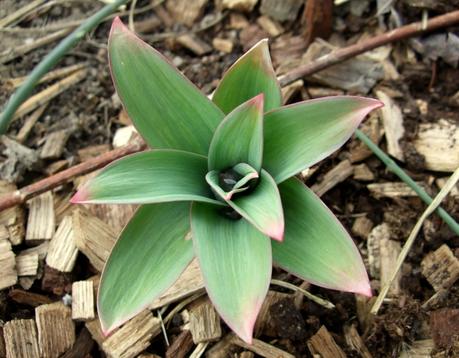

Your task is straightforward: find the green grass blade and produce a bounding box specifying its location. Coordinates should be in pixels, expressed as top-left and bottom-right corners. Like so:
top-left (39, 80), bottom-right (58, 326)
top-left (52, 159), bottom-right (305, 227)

top-left (98, 202), bottom-right (193, 333)
top-left (191, 202), bottom-right (272, 343)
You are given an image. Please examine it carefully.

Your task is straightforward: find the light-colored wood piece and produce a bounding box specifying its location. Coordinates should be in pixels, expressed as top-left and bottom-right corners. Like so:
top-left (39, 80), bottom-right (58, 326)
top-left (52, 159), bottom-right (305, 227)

top-left (149, 258), bottom-right (204, 309)
top-left (35, 302), bottom-right (75, 358)
top-left (85, 318), bottom-right (106, 347)
top-left (77, 144), bottom-right (111, 161)
top-left (189, 342), bottom-right (209, 358)
top-left (17, 242), bottom-right (48, 290)
top-left (281, 79), bottom-right (303, 105)
top-left (218, 0), bottom-right (258, 12)
top-left (176, 34), bottom-right (212, 56)
top-left (112, 126), bottom-right (137, 148)
top-left (0, 225), bottom-right (9, 240)
top-left (311, 159), bottom-right (354, 197)
top-left (367, 182), bottom-right (428, 198)
top-left (307, 325), bottom-right (347, 358)
top-left (16, 252), bottom-right (38, 276)
top-left (0, 238), bottom-right (17, 290)
top-left (256, 15), bottom-right (284, 36)
top-left (189, 300), bottom-right (222, 343)
top-left (72, 281), bottom-right (95, 321)
top-left (300, 40), bottom-right (384, 93)
top-left (232, 335), bottom-right (295, 358)
top-left (102, 310), bottom-right (160, 358)
top-left (344, 325), bottom-right (372, 358)
top-left (421, 244), bottom-right (459, 291)
top-left (40, 130), bottom-right (71, 159)
top-left (413, 119), bottom-right (459, 172)
top-left (82, 201), bottom-right (137, 236)
top-left (212, 38), bottom-right (234, 53)
top-left (0, 181), bottom-right (25, 245)
top-left (229, 13), bottom-right (249, 29)
top-left (238, 352), bottom-right (255, 358)
top-left (16, 104), bottom-right (48, 143)
top-left (260, 0), bottom-right (304, 21)
top-left (367, 224), bottom-right (391, 278)
top-left (376, 90), bottom-right (405, 161)
top-left (399, 339), bottom-right (434, 358)
top-left (7, 63), bottom-right (86, 89)
top-left (380, 235), bottom-right (402, 296)
top-left (353, 163), bottom-right (375, 181)
top-left (11, 69), bottom-right (87, 122)
top-left (25, 191), bottom-right (55, 242)
top-left (3, 319), bottom-right (40, 358)
top-left (166, 0), bottom-right (207, 26)
top-left (350, 113), bottom-right (383, 163)
top-left (46, 216), bottom-right (78, 272)
top-left (352, 216), bottom-right (374, 239)
top-left (73, 209), bottom-right (116, 272)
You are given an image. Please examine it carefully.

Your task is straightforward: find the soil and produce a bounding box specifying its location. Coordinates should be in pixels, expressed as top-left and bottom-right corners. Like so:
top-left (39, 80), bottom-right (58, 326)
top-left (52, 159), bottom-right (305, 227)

top-left (1, 1), bottom-right (458, 357)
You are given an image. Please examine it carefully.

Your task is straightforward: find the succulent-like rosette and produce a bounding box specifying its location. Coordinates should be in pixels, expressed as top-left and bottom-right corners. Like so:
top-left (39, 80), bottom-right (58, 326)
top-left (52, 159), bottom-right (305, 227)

top-left (71, 17), bottom-right (383, 343)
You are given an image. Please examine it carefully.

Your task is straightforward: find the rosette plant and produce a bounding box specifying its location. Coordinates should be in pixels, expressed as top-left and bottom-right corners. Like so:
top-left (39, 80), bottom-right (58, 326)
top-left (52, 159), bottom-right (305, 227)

top-left (71, 17), bottom-right (383, 343)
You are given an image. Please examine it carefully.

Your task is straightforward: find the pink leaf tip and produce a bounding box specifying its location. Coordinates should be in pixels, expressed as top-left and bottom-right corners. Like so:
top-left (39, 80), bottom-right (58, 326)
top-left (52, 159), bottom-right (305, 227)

top-left (268, 222), bottom-right (284, 242)
top-left (111, 16), bottom-right (126, 31)
top-left (250, 93), bottom-right (265, 111)
top-left (70, 187), bottom-right (88, 204)
top-left (348, 278), bottom-right (372, 297)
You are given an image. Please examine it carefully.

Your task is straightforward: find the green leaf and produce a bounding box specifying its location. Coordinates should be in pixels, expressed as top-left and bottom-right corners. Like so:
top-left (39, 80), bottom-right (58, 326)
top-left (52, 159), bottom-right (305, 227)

top-left (208, 94), bottom-right (264, 172)
top-left (263, 96), bottom-right (383, 183)
top-left (99, 202), bottom-right (193, 333)
top-left (272, 178), bottom-right (371, 296)
top-left (213, 39), bottom-right (282, 114)
top-left (206, 169), bottom-right (284, 241)
top-left (109, 18), bottom-right (224, 155)
top-left (71, 149), bottom-right (221, 205)
top-left (191, 202), bottom-right (272, 343)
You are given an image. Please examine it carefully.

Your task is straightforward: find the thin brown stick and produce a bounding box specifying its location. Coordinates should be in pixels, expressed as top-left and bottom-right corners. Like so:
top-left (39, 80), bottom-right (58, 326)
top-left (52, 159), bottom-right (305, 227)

top-left (279, 10), bottom-right (459, 87)
top-left (0, 0), bottom-right (47, 28)
top-left (0, 10), bottom-right (458, 212)
top-left (0, 28), bottom-right (72, 64)
top-left (0, 140), bottom-right (146, 211)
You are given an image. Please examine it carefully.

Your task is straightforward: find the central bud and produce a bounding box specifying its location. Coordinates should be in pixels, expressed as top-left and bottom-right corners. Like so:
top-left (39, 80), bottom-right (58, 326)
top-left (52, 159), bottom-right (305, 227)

top-left (205, 163), bottom-right (260, 220)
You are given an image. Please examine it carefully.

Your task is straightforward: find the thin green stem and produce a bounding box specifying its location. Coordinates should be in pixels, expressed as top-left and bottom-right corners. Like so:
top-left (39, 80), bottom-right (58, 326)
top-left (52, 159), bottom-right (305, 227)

top-left (0, 0), bottom-right (130, 134)
top-left (355, 129), bottom-right (459, 235)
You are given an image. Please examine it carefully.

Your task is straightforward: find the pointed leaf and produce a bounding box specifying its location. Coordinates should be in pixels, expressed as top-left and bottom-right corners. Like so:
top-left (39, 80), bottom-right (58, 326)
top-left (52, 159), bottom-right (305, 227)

top-left (207, 169), bottom-right (284, 241)
top-left (213, 39), bottom-right (282, 114)
top-left (272, 178), bottom-right (371, 296)
top-left (208, 94), bottom-right (264, 172)
top-left (71, 150), bottom-right (221, 205)
top-left (99, 202), bottom-right (193, 333)
top-left (109, 18), bottom-right (224, 155)
top-left (191, 202), bottom-right (272, 343)
top-left (263, 96), bottom-right (383, 183)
